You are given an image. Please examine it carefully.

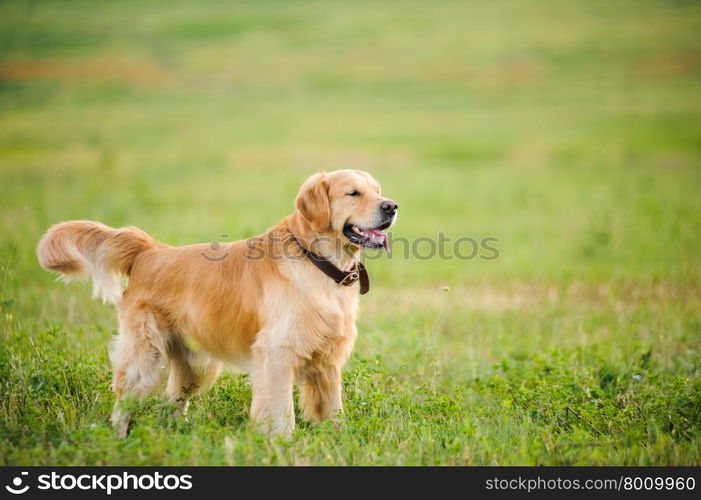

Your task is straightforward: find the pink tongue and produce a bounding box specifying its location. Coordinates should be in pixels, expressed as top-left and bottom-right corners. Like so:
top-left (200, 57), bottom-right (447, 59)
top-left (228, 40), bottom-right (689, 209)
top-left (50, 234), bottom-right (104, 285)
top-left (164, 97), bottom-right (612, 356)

top-left (365, 229), bottom-right (389, 253)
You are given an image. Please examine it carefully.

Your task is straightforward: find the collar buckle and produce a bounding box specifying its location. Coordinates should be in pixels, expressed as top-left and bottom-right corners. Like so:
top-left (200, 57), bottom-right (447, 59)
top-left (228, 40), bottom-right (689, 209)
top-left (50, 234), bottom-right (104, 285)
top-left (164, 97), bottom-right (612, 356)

top-left (289, 232), bottom-right (369, 294)
top-left (339, 270), bottom-right (360, 286)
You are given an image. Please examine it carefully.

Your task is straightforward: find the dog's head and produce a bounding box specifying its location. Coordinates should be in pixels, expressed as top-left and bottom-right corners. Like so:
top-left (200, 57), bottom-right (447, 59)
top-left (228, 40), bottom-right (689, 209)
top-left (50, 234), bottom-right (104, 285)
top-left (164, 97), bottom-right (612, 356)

top-left (295, 170), bottom-right (397, 251)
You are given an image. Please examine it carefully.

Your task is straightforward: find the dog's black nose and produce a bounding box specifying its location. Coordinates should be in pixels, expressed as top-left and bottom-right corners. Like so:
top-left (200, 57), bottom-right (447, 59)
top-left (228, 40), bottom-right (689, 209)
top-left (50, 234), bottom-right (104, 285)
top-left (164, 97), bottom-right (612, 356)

top-left (380, 200), bottom-right (398, 214)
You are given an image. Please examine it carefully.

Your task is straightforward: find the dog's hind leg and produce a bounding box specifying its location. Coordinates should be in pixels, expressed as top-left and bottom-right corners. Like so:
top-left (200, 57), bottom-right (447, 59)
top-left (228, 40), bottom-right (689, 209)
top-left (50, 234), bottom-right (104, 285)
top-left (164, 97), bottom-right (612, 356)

top-left (110, 305), bottom-right (168, 438)
top-left (164, 342), bottom-right (222, 418)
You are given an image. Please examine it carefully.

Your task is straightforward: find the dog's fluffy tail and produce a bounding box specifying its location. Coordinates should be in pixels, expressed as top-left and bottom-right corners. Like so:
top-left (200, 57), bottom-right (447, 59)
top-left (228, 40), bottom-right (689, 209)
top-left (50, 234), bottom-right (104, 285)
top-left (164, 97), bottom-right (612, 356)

top-left (37, 220), bottom-right (157, 304)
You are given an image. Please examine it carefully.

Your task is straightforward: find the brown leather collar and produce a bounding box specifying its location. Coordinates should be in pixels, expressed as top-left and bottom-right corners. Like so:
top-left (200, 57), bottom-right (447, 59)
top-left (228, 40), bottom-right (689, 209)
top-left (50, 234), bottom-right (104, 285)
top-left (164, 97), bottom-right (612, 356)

top-left (290, 233), bottom-right (369, 295)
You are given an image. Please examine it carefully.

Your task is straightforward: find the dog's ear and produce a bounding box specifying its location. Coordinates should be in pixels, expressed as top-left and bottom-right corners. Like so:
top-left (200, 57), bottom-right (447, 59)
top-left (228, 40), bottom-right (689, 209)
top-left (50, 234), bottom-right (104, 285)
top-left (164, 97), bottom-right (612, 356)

top-left (295, 172), bottom-right (330, 233)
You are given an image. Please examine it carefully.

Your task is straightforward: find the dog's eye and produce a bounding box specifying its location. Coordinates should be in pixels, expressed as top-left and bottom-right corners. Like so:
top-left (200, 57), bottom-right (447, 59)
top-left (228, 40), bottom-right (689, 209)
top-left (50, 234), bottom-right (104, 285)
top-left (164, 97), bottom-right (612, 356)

top-left (346, 190), bottom-right (361, 197)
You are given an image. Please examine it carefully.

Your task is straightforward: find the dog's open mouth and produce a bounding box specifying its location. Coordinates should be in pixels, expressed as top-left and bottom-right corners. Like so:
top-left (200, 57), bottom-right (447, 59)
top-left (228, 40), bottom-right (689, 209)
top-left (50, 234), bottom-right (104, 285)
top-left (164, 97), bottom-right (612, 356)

top-left (343, 221), bottom-right (391, 251)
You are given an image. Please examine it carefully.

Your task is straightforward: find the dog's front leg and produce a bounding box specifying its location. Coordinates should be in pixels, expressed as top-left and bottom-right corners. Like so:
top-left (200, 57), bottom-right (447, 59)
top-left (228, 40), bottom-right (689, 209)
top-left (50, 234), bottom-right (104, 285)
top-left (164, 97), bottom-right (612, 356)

top-left (299, 362), bottom-right (343, 423)
top-left (250, 344), bottom-right (295, 437)
top-left (299, 329), bottom-right (356, 423)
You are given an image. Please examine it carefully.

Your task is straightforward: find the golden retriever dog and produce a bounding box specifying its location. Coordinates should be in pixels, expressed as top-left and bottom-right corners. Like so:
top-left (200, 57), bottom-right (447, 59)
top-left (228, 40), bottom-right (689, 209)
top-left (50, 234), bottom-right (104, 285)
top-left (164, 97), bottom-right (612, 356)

top-left (37, 169), bottom-right (398, 437)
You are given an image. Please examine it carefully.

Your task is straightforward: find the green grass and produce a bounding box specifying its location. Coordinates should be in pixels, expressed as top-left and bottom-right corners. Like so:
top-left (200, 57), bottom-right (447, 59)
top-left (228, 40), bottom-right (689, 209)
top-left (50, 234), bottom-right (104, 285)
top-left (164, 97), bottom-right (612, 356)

top-left (1, 0), bottom-right (700, 465)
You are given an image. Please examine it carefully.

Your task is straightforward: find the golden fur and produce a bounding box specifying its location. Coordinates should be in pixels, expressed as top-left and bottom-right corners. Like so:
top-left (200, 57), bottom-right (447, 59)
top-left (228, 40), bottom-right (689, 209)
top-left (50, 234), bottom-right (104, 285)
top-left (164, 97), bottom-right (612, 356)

top-left (37, 169), bottom-right (397, 436)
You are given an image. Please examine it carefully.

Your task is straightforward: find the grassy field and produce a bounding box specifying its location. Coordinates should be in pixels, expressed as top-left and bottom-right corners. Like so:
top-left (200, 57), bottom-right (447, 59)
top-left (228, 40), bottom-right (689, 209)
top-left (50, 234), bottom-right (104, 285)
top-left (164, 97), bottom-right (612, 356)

top-left (1, 0), bottom-right (700, 465)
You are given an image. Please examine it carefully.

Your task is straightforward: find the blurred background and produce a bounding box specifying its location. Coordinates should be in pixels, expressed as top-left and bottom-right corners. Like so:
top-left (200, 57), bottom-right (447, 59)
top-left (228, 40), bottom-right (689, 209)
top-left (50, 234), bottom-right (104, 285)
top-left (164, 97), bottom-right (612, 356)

top-left (1, 0), bottom-right (700, 465)
top-left (2, 0), bottom-right (699, 286)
